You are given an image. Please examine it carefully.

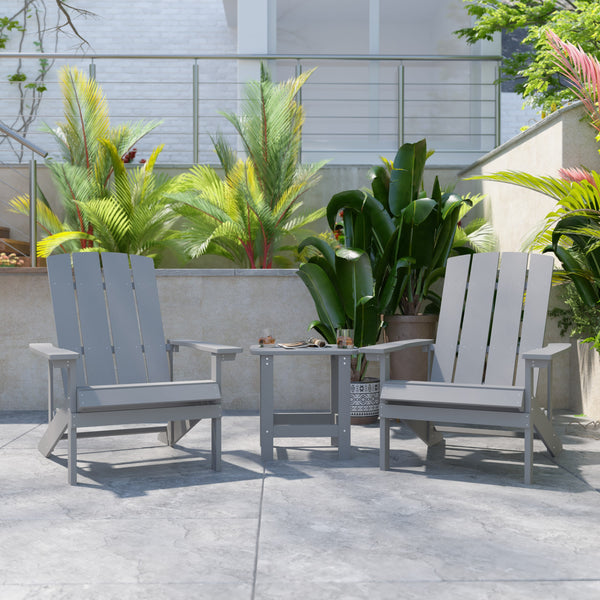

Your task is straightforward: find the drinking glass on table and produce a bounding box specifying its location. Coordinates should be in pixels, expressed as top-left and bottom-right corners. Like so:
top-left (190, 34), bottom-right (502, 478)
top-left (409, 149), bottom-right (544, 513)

top-left (336, 329), bottom-right (354, 348)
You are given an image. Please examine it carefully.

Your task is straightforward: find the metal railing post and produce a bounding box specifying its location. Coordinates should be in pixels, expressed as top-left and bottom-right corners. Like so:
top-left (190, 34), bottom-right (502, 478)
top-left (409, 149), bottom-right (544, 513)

top-left (495, 63), bottom-right (501, 148)
top-left (397, 64), bottom-right (405, 147)
top-left (89, 59), bottom-right (96, 81)
top-left (295, 60), bottom-right (303, 163)
top-left (29, 155), bottom-right (37, 266)
top-left (193, 61), bottom-right (199, 164)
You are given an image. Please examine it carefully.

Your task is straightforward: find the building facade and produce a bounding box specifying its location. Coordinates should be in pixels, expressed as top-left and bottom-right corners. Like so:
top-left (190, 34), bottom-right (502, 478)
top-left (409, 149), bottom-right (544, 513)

top-left (0, 0), bottom-right (531, 167)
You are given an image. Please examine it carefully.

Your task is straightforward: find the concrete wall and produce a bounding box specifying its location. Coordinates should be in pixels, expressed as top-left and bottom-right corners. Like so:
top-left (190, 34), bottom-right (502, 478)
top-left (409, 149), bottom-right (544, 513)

top-left (0, 268), bottom-right (337, 412)
top-left (456, 103), bottom-right (600, 252)
top-left (0, 265), bottom-right (575, 415)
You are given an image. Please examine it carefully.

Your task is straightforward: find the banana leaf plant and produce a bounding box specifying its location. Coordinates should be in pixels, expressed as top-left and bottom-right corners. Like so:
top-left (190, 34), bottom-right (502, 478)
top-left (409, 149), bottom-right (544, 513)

top-left (297, 238), bottom-right (383, 381)
top-left (327, 139), bottom-right (473, 315)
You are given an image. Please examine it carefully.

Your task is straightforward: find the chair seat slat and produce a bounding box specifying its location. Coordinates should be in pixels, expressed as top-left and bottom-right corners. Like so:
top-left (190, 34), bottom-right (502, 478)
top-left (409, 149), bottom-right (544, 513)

top-left (77, 380), bottom-right (221, 411)
top-left (381, 380), bottom-right (525, 411)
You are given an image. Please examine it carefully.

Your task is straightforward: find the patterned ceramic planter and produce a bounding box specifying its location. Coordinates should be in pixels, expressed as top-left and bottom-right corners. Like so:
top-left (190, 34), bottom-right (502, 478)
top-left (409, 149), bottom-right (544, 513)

top-left (350, 377), bottom-right (380, 425)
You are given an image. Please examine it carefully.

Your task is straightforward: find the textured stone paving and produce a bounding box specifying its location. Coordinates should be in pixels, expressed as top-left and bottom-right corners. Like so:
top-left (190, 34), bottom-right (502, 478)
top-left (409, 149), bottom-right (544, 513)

top-left (1, 411), bottom-right (599, 599)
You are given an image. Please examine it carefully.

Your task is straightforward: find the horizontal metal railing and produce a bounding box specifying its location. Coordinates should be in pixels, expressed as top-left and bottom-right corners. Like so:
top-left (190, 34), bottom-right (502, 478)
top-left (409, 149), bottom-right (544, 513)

top-left (0, 52), bottom-right (502, 166)
top-left (0, 122), bottom-right (48, 265)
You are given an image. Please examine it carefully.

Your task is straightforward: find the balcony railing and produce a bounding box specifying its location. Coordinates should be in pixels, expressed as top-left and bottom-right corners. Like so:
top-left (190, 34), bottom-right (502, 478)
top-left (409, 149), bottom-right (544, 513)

top-left (0, 52), bottom-right (501, 166)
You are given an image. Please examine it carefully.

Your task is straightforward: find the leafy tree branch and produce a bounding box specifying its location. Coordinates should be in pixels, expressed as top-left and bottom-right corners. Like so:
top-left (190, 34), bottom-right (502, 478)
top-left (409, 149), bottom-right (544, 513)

top-left (455, 0), bottom-right (600, 113)
top-left (1, 0), bottom-right (93, 160)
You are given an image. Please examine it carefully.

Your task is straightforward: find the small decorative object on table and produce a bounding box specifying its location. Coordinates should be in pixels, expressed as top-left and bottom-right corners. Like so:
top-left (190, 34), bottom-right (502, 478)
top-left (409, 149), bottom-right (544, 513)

top-left (277, 337), bottom-right (327, 349)
top-left (336, 329), bottom-right (354, 349)
top-left (258, 330), bottom-right (276, 346)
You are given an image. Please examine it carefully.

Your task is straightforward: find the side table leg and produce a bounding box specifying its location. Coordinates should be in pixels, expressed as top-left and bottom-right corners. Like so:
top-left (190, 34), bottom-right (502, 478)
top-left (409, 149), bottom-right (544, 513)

top-left (260, 354), bottom-right (275, 461)
top-left (330, 355), bottom-right (339, 447)
top-left (336, 355), bottom-right (351, 459)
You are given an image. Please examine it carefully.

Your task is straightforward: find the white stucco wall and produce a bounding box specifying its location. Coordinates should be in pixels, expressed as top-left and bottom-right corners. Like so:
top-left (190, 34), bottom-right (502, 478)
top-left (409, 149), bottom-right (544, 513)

top-left (458, 103), bottom-right (600, 253)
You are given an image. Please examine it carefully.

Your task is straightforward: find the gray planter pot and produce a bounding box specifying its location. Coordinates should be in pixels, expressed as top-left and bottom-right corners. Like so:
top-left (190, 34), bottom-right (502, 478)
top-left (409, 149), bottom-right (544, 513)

top-left (384, 314), bottom-right (438, 381)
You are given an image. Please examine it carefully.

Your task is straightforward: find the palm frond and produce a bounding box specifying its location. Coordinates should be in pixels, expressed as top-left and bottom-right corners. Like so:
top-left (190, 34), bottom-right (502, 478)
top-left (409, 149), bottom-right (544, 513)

top-left (37, 230), bottom-right (96, 257)
top-left (57, 66), bottom-right (111, 168)
top-left (546, 30), bottom-right (600, 134)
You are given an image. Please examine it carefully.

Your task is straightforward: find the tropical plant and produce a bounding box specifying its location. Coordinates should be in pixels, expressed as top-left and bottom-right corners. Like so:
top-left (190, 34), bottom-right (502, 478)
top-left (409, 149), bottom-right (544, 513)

top-left (467, 30), bottom-right (600, 351)
top-left (9, 65), bottom-right (164, 257)
top-left (325, 139), bottom-right (477, 316)
top-left (29, 142), bottom-right (181, 261)
top-left (171, 65), bottom-right (327, 268)
top-left (297, 239), bottom-right (383, 380)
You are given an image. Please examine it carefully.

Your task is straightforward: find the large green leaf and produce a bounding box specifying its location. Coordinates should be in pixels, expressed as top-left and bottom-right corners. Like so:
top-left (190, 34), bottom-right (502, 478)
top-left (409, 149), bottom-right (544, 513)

top-left (369, 164), bottom-right (390, 210)
top-left (297, 262), bottom-right (347, 333)
top-left (388, 139), bottom-right (427, 216)
top-left (298, 235), bottom-right (336, 270)
top-left (353, 296), bottom-right (383, 348)
top-left (335, 248), bottom-right (374, 320)
top-left (326, 189), bottom-right (395, 250)
top-left (547, 245), bottom-right (599, 307)
top-left (401, 198), bottom-right (436, 225)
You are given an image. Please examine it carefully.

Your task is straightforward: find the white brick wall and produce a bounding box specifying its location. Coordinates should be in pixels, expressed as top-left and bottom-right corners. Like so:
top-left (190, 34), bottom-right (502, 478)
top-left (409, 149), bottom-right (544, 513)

top-left (0, 1), bottom-right (534, 166)
top-left (0, 0), bottom-right (237, 164)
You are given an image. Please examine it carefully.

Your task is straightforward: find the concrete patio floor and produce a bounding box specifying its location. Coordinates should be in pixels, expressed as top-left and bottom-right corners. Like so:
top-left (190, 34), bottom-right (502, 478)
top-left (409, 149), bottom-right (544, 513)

top-left (2, 411), bottom-right (600, 600)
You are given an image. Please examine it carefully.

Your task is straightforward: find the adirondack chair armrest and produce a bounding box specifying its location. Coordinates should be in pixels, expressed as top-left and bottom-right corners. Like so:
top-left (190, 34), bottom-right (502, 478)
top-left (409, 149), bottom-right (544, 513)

top-left (522, 343), bottom-right (570, 416)
top-left (29, 342), bottom-right (80, 363)
top-left (359, 338), bottom-right (435, 360)
top-left (521, 343), bottom-right (571, 363)
top-left (30, 343), bottom-right (79, 415)
top-left (167, 339), bottom-right (243, 360)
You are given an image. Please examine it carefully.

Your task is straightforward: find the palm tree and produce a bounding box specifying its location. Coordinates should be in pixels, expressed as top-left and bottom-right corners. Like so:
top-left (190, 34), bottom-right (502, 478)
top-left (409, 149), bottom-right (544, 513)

top-left (35, 143), bottom-right (181, 263)
top-left (10, 65), bottom-right (160, 255)
top-left (171, 65), bottom-right (327, 268)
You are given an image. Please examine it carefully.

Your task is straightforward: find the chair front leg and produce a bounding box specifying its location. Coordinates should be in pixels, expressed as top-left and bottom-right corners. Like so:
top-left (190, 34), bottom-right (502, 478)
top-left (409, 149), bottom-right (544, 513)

top-left (211, 417), bottom-right (222, 471)
top-left (380, 415), bottom-right (390, 470)
top-left (67, 411), bottom-right (78, 485)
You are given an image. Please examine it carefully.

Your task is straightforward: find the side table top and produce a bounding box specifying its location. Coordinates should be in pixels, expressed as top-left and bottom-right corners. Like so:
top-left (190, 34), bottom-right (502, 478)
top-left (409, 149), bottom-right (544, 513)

top-left (249, 344), bottom-right (357, 356)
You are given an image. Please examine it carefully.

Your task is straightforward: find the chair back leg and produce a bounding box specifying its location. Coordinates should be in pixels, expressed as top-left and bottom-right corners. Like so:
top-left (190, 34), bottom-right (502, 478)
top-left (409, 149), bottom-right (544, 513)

top-left (211, 417), bottom-right (222, 471)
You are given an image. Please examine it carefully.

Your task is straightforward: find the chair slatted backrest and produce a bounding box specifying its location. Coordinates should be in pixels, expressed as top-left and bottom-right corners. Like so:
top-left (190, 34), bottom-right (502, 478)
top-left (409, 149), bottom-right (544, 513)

top-left (47, 252), bottom-right (170, 387)
top-left (430, 252), bottom-right (553, 387)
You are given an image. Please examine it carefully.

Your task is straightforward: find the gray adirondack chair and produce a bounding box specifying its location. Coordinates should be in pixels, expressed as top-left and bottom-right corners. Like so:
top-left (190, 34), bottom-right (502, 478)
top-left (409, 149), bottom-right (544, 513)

top-left (30, 252), bottom-right (242, 485)
top-left (361, 252), bottom-right (570, 484)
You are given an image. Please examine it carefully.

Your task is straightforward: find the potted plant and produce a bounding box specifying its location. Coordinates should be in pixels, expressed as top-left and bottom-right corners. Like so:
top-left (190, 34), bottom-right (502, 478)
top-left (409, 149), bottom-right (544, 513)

top-left (297, 239), bottom-right (384, 423)
top-left (326, 139), bottom-right (478, 379)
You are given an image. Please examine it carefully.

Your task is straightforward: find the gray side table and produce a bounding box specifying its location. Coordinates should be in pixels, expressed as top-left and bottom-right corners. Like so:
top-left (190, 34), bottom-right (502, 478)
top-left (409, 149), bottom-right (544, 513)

top-left (249, 344), bottom-right (355, 461)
